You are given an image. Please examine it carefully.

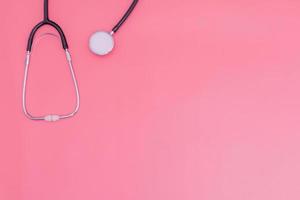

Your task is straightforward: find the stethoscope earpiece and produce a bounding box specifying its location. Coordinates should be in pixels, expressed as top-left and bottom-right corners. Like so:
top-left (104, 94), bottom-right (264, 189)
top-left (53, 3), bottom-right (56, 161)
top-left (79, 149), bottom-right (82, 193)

top-left (89, 31), bottom-right (115, 56)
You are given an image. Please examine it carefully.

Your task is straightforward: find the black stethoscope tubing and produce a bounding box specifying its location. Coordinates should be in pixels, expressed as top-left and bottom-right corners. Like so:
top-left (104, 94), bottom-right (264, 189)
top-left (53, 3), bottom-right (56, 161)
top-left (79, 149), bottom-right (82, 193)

top-left (26, 0), bottom-right (139, 52)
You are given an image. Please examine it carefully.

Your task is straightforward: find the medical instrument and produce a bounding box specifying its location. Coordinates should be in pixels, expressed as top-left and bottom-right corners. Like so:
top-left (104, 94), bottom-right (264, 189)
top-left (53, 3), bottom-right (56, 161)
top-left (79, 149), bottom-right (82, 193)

top-left (89, 0), bottom-right (139, 55)
top-left (22, 0), bottom-right (80, 122)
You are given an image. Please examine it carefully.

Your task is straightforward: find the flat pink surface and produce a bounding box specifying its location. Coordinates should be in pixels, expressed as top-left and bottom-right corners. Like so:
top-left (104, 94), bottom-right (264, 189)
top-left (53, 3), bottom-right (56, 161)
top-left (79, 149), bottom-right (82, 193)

top-left (1, 0), bottom-right (300, 199)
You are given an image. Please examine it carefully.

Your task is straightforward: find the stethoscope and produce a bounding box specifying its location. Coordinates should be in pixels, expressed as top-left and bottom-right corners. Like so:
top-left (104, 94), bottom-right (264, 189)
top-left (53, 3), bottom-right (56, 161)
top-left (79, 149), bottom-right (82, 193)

top-left (23, 0), bottom-right (138, 122)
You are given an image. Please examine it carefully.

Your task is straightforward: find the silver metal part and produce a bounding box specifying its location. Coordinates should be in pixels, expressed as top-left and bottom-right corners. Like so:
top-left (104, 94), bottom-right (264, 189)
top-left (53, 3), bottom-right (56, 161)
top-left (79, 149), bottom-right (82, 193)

top-left (22, 49), bottom-right (80, 122)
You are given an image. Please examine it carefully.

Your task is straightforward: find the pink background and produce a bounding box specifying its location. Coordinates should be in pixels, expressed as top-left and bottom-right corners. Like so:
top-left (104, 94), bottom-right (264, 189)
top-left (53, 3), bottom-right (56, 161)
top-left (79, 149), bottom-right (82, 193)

top-left (1, 0), bottom-right (300, 199)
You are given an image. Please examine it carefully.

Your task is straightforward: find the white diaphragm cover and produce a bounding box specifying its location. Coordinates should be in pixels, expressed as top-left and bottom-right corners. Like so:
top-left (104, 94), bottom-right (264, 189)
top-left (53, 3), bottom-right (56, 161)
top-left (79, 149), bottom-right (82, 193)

top-left (89, 31), bottom-right (115, 56)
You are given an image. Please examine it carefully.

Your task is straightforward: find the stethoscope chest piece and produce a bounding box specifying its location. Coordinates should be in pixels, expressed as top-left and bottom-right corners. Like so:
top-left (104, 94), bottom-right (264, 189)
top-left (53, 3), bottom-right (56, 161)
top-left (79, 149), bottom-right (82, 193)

top-left (89, 31), bottom-right (115, 56)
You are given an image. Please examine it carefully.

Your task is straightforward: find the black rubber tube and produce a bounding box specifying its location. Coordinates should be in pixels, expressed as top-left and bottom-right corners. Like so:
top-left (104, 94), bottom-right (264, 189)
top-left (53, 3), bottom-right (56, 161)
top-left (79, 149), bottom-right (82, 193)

top-left (112, 0), bottom-right (139, 33)
top-left (44, 0), bottom-right (49, 20)
top-left (26, 0), bottom-right (69, 51)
